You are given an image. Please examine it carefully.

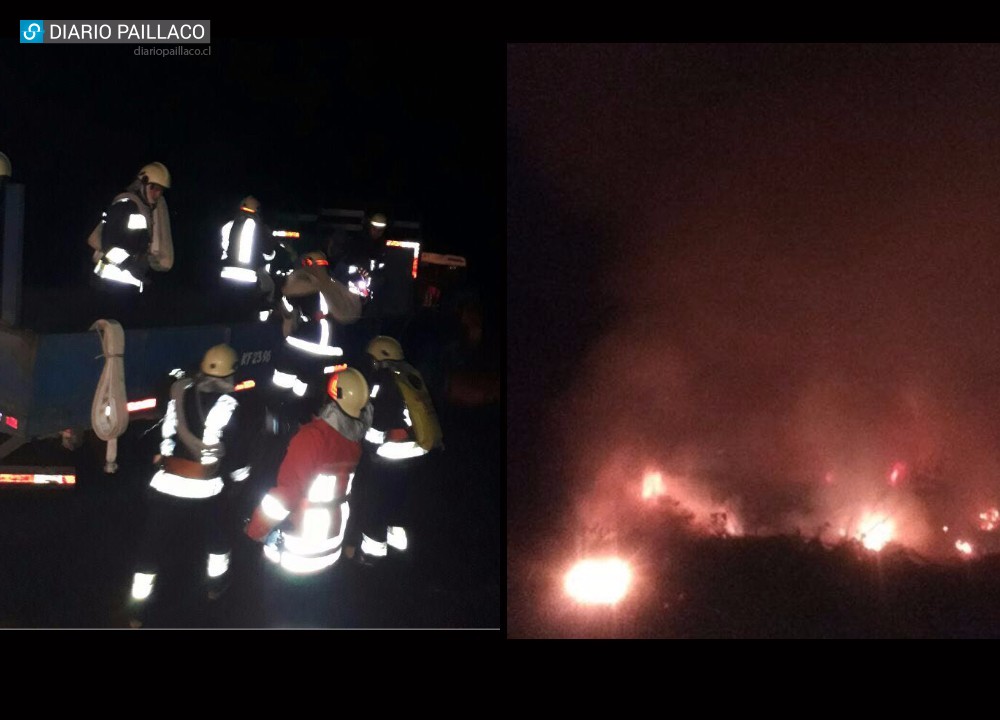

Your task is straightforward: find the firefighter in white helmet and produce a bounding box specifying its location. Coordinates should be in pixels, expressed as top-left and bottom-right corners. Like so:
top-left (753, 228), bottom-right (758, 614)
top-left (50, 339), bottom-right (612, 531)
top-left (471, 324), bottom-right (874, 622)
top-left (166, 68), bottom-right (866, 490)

top-left (127, 344), bottom-right (252, 628)
top-left (88, 162), bottom-right (174, 297)
top-left (219, 195), bottom-right (279, 322)
top-left (351, 336), bottom-right (442, 566)
top-left (245, 367), bottom-right (371, 625)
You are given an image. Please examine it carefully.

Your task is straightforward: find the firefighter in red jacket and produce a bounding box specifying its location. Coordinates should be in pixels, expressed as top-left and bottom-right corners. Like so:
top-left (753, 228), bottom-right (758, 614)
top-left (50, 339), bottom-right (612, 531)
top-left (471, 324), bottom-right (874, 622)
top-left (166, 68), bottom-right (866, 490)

top-left (246, 367), bottom-right (372, 578)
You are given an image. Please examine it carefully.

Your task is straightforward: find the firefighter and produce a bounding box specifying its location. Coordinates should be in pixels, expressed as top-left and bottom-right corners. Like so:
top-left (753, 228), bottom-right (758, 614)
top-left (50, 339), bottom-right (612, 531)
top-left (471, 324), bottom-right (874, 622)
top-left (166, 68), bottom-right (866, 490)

top-left (88, 161), bottom-right (174, 295)
top-left (268, 251), bottom-right (361, 430)
top-left (352, 335), bottom-right (443, 566)
top-left (127, 344), bottom-right (252, 628)
top-left (219, 195), bottom-right (278, 322)
top-left (332, 211), bottom-right (391, 363)
top-left (245, 367), bottom-right (371, 626)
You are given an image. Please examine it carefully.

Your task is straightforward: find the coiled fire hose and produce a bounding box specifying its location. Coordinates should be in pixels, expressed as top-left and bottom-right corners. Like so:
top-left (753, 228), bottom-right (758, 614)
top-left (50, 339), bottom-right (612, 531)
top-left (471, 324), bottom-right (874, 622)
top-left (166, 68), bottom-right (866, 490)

top-left (90, 319), bottom-right (129, 473)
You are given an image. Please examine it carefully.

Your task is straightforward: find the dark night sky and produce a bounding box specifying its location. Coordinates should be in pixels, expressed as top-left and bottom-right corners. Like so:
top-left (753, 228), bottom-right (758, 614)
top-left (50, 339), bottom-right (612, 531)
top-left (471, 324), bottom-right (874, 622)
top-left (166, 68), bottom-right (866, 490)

top-left (1, 35), bottom-right (504, 319)
top-left (509, 44), bottom-right (1000, 553)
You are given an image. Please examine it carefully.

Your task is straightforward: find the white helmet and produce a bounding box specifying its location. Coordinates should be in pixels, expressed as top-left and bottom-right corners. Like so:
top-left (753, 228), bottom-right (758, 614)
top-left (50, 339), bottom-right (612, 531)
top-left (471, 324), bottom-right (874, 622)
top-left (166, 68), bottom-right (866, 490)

top-left (200, 344), bottom-right (239, 378)
top-left (327, 367), bottom-right (369, 419)
top-left (366, 335), bottom-right (404, 362)
top-left (139, 161), bottom-right (171, 189)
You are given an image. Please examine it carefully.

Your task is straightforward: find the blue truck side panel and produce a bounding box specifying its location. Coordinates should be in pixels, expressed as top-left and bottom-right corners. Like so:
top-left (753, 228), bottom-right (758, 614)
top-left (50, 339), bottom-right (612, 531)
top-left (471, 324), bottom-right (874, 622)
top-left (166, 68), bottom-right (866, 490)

top-left (0, 321), bottom-right (283, 439)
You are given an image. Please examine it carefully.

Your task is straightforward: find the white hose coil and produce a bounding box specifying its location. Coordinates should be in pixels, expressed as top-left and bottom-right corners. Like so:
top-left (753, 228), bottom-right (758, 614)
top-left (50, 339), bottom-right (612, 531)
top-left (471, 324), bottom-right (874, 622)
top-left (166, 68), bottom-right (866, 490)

top-left (90, 319), bottom-right (129, 473)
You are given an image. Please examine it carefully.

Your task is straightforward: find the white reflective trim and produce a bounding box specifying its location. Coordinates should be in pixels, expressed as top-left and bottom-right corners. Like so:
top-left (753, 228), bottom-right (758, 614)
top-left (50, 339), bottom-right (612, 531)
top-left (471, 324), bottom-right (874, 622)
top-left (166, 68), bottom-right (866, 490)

top-left (238, 218), bottom-right (256, 265)
top-left (376, 441), bottom-right (426, 460)
top-left (386, 526), bottom-right (408, 551)
top-left (261, 493), bottom-right (290, 521)
top-left (302, 508), bottom-right (332, 543)
top-left (403, 408), bottom-right (412, 427)
top-left (131, 572), bottom-right (156, 601)
top-left (319, 319), bottom-right (330, 350)
top-left (348, 265), bottom-right (357, 273)
top-left (105, 246), bottom-right (130, 264)
top-left (161, 399), bottom-right (177, 457)
top-left (282, 533), bottom-right (342, 556)
top-left (149, 470), bottom-right (224, 499)
top-left (347, 472), bottom-right (355, 495)
top-left (207, 552), bottom-right (231, 578)
top-left (202, 395), bottom-right (237, 462)
top-left (323, 365), bottom-right (338, 374)
top-left (292, 379), bottom-right (308, 397)
top-left (97, 262), bottom-right (142, 288)
top-left (263, 250), bottom-right (276, 261)
top-left (370, 384), bottom-right (380, 398)
top-left (365, 427), bottom-right (386, 444)
top-left (285, 336), bottom-right (343, 356)
top-left (127, 213), bottom-right (148, 230)
top-left (230, 466), bottom-right (251, 483)
top-left (268, 547), bottom-right (341, 574)
top-left (221, 266), bottom-right (258, 283)
top-left (264, 263), bottom-right (271, 272)
top-left (259, 310), bottom-right (271, 322)
top-left (361, 534), bottom-right (388, 557)
top-left (285, 502), bottom-right (349, 554)
top-left (114, 197), bottom-right (131, 204)
top-left (272, 369), bottom-right (296, 389)
top-left (221, 220), bottom-right (234, 259)
top-left (319, 292), bottom-right (329, 316)
top-left (370, 220), bottom-right (387, 228)
top-left (308, 474), bottom-right (337, 503)
top-left (282, 296), bottom-right (293, 312)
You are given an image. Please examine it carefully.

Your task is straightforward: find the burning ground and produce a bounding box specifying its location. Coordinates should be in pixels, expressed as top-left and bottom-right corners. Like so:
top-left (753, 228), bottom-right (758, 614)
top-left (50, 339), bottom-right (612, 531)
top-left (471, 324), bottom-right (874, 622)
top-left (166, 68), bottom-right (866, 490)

top-left (509, 44), bottom-right (1000, 637)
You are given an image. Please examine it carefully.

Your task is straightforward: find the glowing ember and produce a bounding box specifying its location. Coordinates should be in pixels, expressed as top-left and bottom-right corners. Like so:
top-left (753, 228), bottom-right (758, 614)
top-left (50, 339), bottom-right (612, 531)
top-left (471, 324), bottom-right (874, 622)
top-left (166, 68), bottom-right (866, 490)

top-left (641, 471), bottom-right (666, 500)
top-left (955, 539), bottom-right (974, 555)
top-left (857, 512), bottom-right (894, 551)
top-left (565, 558), bottom-right (631, 605)
top-left (888, 462), bottom-right (907, 487)
top-left (978, 508), bottom-right (999, 532)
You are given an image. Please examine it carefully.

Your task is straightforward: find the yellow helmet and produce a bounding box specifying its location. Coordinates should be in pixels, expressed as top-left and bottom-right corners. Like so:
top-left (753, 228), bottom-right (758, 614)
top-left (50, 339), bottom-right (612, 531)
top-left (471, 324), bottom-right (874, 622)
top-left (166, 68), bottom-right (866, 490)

top-left (327, 367), bottom-right (369, 418)
top-left (0, 152), bottom-right (11, 178)
top-left (366, 335), bottom-right (404, 362)
top-left (139, 161), bottom-right (171, 189)
top-left (200, 344), bottom-right (239, 378)
top-left (240, 196), bottom-right (260, 213)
